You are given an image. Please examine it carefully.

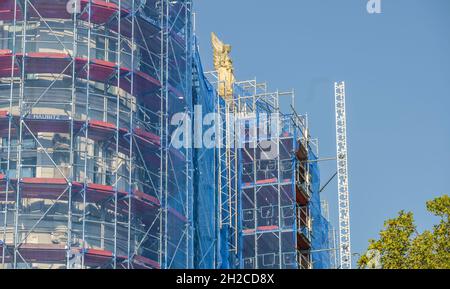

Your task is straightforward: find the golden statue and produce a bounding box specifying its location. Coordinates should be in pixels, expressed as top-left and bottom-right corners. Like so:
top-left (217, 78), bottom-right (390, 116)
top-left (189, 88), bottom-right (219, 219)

top-left (211, 32), bottom-right (235, 100)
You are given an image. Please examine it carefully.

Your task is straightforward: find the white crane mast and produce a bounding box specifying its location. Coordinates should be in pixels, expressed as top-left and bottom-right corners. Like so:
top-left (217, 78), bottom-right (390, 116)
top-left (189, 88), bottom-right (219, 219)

top-left (334, 81), bottom-right (352, 269)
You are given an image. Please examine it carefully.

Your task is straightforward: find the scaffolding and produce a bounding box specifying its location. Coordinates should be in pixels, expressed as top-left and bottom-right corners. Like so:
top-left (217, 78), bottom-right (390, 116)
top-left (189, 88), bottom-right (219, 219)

top-left (0, 0), bottom-right (193, 269)
top-left (203, 65), bottom-right (333, 269)
top-left (0, 0), bottom-right (334, 270)
top-left (334, 81), bottom-right (351, 269)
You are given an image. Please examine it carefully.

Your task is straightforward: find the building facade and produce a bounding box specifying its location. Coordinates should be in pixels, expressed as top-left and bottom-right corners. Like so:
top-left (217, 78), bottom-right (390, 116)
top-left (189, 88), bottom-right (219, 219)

top-left (0, 0), bottom-right (193, 269)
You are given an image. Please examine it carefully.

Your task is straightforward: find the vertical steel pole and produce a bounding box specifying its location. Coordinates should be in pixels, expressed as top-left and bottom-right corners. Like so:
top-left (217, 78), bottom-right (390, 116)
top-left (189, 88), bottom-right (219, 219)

top-left (276, 91), bottom-right (282, 269)
top-left (66, 0), bottom-right (79, 268)
top-left (127, 0), bottom-right (136, 269)
top-left (185, 1), bottom-right (193, 268)
top-left (159, 0), bottom-right (165, 269)
top-left (215, 82), bottom-right (221, 269)
top-left (112, 0), bottom-right (123, 269)
top-left (158, 0), bottom-right (170, 269)
top-left (81, 0), bottom-right (92, 269)
top-left (13, 0), bottom-right (28, 269)
top-left (2, 0), bottom-right (18, 268)
top-left (164, 0), bottom-right (170, 269)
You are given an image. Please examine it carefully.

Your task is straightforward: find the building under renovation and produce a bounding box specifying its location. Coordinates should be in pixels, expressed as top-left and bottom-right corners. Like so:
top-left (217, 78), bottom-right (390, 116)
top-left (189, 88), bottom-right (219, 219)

top-left (0, 0), bottom-right (334, 269)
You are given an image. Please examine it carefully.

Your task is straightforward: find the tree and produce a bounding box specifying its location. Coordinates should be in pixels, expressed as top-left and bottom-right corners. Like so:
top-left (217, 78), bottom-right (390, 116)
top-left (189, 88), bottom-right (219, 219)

top-left (358, 195), bottom-right (450, 269)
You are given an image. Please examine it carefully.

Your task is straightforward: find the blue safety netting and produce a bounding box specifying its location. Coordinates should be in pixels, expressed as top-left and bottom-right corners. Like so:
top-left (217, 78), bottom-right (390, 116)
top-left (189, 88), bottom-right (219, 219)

top-left (309, 150), bottom-right (332, 269)
top-left (191, 37), bottom-right (332, 269)
top-left (192, 39), bottom-right (236, 269)
top-left (192, 44), bottom-right (218, 268)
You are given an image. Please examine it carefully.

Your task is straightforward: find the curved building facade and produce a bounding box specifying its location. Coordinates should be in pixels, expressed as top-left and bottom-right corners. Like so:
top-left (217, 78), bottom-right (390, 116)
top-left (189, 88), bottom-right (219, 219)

top-left (0, 0), bottom-right (193, 269)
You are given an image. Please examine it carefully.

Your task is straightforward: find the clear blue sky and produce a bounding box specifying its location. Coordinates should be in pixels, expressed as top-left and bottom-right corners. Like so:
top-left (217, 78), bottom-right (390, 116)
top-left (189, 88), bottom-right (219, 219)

top-left (194, 0), bottom-right (450, 262)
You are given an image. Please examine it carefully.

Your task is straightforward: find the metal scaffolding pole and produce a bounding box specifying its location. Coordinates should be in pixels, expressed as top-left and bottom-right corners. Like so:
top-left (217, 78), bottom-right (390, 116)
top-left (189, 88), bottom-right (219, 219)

top-left (81, 0), bottom-right (93, 270)
top-left (159, 0), bottom-right (168, 269)
top-left (126, 0), bottom-right (136, 270)
top-left (1, 0), bottom-right (18, 269)
top-left (13, 0), bottom-right (28, 268)
top-left (66, 0), bottom-right (79, 268)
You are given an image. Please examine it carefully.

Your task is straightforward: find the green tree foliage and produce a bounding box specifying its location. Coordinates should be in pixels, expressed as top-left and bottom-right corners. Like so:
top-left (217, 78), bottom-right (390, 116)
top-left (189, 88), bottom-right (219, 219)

top-left (358, 195), bottom-right (450, 269)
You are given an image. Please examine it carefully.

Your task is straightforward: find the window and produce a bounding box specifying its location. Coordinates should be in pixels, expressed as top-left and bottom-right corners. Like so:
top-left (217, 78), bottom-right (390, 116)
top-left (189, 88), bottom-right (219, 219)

top-left (107, 38), bottom-right (117, 63)
top-left (262, 253), bottom-right (276, 267)
top-left (96, 35), bottom-right (105, 60)
top-left (1, 158), bottom-right (16, 178)
top-left (283, 252), bottom-right (297, 266)
top-left (260, 206), bottom-right (274, 219)
top-left (22, 157), bottom-right (37, 178)
top-left (243, 209), bottom-right (254, 222)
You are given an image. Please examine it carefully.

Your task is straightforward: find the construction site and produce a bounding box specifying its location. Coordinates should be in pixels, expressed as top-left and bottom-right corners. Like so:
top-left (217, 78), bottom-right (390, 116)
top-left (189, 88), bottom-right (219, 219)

top-left (0, 0), bottom-right (350, 269)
